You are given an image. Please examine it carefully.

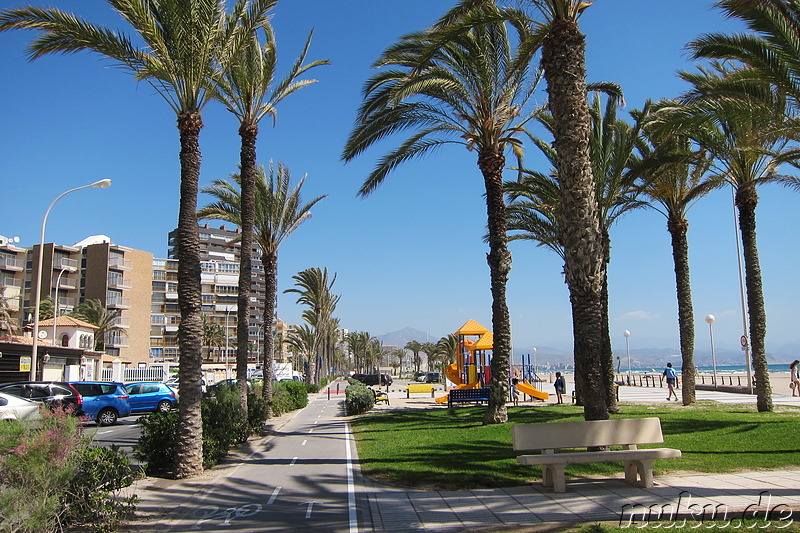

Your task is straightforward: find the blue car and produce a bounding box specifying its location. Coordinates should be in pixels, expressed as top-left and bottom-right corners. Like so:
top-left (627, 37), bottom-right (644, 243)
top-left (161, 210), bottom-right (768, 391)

top-left (70, 381), bottom-right (131, 426)
top-left (125, 382), bottom-right (177, 413)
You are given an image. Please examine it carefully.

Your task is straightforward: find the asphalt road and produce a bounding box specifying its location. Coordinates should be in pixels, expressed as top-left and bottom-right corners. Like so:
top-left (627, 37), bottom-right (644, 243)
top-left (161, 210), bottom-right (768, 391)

top-left (135, 391), bottom-right (366, 532)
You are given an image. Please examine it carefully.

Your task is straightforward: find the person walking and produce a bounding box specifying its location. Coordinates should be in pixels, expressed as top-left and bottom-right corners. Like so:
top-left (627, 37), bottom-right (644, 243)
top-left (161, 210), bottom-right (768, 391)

top-left (790, 360), bottom-right (800, 397)
top-left (554, 372), bottom-right (566, 404)
top-left (511, 378), bottom-right (520, 406)
top-left (663, 363), bottom-right (679, 401)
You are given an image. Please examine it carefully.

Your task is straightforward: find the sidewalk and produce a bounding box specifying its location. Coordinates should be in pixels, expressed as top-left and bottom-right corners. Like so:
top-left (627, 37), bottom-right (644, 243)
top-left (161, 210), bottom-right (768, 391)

top-left (124, 383), bottom-right (800, 532)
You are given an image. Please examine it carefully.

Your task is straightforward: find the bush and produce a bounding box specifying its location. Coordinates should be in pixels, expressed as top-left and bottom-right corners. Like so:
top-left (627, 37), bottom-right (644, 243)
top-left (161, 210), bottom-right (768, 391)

top-left (270, 381), bottom-right (309, 416)
top-left (0, 408), bottom-right (136, 533)
top-left (345, 382), bottom-right (375, 415)
top-left (202, 388), bottom-right (248, 468)
top-left (304, 381), bottom-right (320, 394)
top-left (247, 392), bottom-right (269, 434)
top-left (134, 410), bottom-right (179, 476)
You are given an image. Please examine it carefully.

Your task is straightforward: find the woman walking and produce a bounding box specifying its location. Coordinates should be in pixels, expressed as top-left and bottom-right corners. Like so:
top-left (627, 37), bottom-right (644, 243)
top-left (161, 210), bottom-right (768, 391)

top-left (790, 360), bottom-right (800, 397)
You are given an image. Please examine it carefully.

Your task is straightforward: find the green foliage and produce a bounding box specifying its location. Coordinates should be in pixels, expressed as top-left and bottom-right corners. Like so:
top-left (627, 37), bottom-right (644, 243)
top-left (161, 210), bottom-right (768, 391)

top-left (202, 388), bottom-right (248, 468)
top-left (64, 445), bottom-right (139, 533)
top-left (0, 408), bottom-right (136, 533)
top-left (305, 381), bottom-right (321, 394)
top-left (270, 381), bottom-right (310, 416)
top-left (345, 381), bottom-right (375, 415)
top-left (247, 392), bottom-right (269, 434)
top-left (134, 411), bottom-right (179, 476)
top-left (351, 402), bottom-right (800, 490)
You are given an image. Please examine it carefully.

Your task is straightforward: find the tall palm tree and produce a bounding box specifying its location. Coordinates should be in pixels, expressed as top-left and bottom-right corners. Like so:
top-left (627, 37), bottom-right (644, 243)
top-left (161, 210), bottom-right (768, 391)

top-left (285, 323), bottom-right (316, 379)
top-left (343, 3), bottom-right (538, 424)
top-left (199, 162), bottom-right (325, 412)
top-left (71, 298), bottom-right (121, 352)
top-left (210, 25), bottom-right (327, 407)
top-left (633, 106), bottom-right (718, 406)
top-left (506, 90), bottom-right (644, 413)
top-left (202, 313), bottom-right (226, 362)
top-left (649, 64), bottom-right (800, 412)
top-left (0, 0), bottom-right (274, 478)
top-left (404, 340), bottom-right (424, 375)
top-left (285, 267), bottom-right (339, 385)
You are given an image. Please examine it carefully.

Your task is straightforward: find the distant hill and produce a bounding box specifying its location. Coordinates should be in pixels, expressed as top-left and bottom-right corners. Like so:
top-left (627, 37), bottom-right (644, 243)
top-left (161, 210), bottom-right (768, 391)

top-left (376, 327), bottom-right (442, 348)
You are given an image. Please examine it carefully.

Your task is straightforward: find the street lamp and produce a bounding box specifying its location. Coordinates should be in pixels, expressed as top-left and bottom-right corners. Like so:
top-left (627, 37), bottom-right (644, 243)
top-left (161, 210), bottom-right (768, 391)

top-left (30, 179), bottom-right (111, 380)
top-left (705, 314), bottom-right (718, 388)
top-left (624, 330), bottom-right (632, 386)
top-left (52, 267), bottom-right (70, 348)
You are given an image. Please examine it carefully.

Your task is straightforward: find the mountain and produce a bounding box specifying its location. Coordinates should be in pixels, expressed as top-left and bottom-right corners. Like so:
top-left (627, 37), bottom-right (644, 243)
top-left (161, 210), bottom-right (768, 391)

top-left (377, 327), bottom-right (442, 348)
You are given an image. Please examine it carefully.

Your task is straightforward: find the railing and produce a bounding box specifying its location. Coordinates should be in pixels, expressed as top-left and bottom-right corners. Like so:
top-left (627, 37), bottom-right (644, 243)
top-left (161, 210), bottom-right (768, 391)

top-left (56, 296), bottom-right (77, 308)
top-left (101, 367), bottom-right (166, 382)
top-left (0, 275), bottom-right (22, 287)
top-left (697, 374), bottom-right (751, 387)
top-left (111, 317), bottom-right (130, 329)
top-left (105, 335), bottom-right (129, 348)
top-left (108, 256), bottom-right (133, 270)
top-left (107, 276), bottom-right (132, 289)
top-left (58, 275), bottom-right (77, 289)
top-left (106, 297), bottom-right (131, 309)
top-left (53, 256), bottom-right (78, 270)
top-left (0, 255), bottom-right (23, 270)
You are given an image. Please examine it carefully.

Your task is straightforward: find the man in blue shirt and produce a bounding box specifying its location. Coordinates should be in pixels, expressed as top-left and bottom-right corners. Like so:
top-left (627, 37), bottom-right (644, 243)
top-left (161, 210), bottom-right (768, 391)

top-left (663, 363), bottom-right (678, 401)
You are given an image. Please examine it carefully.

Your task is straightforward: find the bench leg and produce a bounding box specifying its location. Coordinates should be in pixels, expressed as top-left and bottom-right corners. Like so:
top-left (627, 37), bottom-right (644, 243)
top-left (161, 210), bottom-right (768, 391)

top-left (623, 459), bottom-right (655, 487)
top-left (542, 464), bottom-right (567, 493)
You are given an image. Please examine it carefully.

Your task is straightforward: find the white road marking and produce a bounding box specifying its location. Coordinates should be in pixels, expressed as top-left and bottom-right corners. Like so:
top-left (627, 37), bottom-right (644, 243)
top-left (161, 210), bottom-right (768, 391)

top-left (267, 487), bottom-right (281, 505)
top-left (304, 501), bottom-right (315, 518)
top-left (290, 457), bottom-right (298, 466)
top-left (345, 422), bottom-right (359, 533)
top-left (308, 429), bottom-right (314, 433)
top-left (302, 439), bottom-right (307, 446)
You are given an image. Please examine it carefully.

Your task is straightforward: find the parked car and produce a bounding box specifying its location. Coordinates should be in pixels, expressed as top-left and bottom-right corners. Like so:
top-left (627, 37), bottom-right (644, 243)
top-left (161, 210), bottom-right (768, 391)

top-left (352, 373), bottom-right (393, 386)
top-left (125, 382), bottom-right (177, 413)
top-left (0, 381), bottom-right (83, 415)
top-left (70, 381), bottom-right (131, 426)
top-left (413, 371), bottom-right (427, 382)
top-left (164, 376), bottom-right (206, 393)
top-left (0, 392), bottom-right (42, 421)
top-left (424, 372), bottom-right (440, 383)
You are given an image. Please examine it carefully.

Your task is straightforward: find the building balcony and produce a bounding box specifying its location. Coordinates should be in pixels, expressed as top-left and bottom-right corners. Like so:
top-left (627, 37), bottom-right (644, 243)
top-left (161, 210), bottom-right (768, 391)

top-left (108, 276), bottom-right (132, 289)
top-left (108, 256), bottom-right (133, 271)
top-left (105, 335), bottom-right (129, 348)
top-left (57, 275), bottom-right (78, 290)
top-left (53, 256), bottom-right (78, 271)
top-left (107, 297), bottom-right (131, 309)
top-left (0, 255), bottom-right (24, 271)
top-left (111, 317), bottom-right (130, 329)
top-left (0, 275), bottom-right (22, 288)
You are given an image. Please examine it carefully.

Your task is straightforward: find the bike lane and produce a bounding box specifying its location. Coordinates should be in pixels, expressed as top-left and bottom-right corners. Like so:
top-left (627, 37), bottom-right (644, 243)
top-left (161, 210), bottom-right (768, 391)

top-left (138, 384), bottom-right (368, 532)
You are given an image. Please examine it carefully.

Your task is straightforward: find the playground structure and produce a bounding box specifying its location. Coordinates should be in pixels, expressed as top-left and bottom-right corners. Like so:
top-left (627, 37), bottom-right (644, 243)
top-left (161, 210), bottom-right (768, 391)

top-left (436, 319), bottom-right (549, 404)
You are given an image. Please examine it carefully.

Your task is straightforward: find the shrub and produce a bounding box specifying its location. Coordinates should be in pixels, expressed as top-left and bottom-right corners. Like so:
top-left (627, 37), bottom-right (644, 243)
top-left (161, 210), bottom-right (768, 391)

top-left (133, 410), bottom-right (179, 476)
top-left (304, 381), bottom-right (320, 394)
top-left (270, 381), bottom-right (309, 416)
top-left (345, 382), bottom-right (375, 415)
top-left (247, 392), bottom-right (269, 434)
top-left (202, 388), bottom-right (248, 468)
top-left (0, 408), bottom-right (135, 533)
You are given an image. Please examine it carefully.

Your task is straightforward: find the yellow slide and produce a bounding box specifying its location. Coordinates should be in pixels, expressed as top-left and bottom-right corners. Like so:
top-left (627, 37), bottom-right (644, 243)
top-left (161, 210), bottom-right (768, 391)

top-left (435, 363), bottom-right (481, 403)
top-left (516, 380), bottom-right (549, 401)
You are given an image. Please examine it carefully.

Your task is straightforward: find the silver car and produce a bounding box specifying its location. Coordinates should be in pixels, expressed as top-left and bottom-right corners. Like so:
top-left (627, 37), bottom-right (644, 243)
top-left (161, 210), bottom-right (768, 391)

top-left (0, 392), bottom-right (42, 421)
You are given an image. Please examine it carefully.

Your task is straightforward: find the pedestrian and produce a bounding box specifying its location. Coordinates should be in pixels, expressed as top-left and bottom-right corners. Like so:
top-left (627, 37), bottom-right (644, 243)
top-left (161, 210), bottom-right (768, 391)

top-left (554, 372), bottom-right (566, 404)
top-left (511, 378), bottom-right (520, 406)
top-left (790, 360), bottom-right (800, 397)
top-left (663, 362), bottom-right (678, 401)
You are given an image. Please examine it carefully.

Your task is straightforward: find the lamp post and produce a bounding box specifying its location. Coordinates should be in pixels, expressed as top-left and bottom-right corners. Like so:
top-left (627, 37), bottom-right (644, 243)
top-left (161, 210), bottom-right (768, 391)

top-left (531, 347), bottom-right (537, 382)
top-left (30, 179), bottom-right (111, 380)
top-left (624, 330), bottom-right (631, 386)
top-left (52, 267), bottom-right (70, 348)
top-left (705, 314), bottom-right (718, 388)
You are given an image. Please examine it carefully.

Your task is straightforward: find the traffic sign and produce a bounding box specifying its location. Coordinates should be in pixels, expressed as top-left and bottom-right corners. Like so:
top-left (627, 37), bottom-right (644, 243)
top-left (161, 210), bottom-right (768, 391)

top-left (740, 335), bottom-right (748, 347)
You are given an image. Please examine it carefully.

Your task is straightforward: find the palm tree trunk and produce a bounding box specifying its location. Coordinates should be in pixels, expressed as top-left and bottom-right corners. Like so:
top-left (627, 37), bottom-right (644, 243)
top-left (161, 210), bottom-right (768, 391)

top-left (736, 186), bottom-right (772, 412)
top-left (174, 110), bottom-right (205, 479)
top-left (542, 19), bottom-right (608, 421)
top-left (669, 215), bottom-right (696, 405)
top-left (261, 251), bottom-right (277, 417)
top-left (479, 148), bottom-right (512, 425)
top-left (237, 123), bottom-right (258, 410)
top-left (600, 230), bottom-right (618, 413)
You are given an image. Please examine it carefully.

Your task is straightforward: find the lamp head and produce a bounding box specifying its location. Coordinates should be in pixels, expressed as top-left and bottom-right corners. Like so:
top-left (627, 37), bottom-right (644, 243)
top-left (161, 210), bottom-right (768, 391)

top-left (705, 314), bottom-right (715, 324)
top-left (91, 179), bottom-right (112, 189)
top-left (623, 330), bottom-right (630, 338)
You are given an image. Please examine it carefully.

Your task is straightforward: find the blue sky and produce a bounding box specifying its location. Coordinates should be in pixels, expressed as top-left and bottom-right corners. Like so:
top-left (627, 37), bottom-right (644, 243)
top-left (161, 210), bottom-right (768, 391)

top-left (2, 1), bottom-right (799, 360)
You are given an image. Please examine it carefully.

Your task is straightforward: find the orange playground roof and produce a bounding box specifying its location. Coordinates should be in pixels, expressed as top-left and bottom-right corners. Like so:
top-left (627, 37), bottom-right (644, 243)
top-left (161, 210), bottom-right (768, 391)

top-left (455, 319), bottom-right (489, 336)
top-left (473, 332), bottom-right (493, 351)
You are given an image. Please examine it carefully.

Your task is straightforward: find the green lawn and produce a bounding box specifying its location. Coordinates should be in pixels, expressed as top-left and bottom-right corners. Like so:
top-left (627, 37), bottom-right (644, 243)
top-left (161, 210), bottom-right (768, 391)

top-left (350, 401), bottom-right (800, 490)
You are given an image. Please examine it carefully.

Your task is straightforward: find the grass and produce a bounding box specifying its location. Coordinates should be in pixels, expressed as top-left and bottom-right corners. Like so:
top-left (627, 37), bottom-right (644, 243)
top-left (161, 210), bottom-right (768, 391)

top-left (350, 401), bottom-right (800, 490)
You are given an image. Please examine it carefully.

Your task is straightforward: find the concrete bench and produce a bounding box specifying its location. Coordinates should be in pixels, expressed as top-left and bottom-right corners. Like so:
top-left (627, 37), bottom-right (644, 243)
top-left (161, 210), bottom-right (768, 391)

top-left (406, 384), bottom-right (435, 398)
top-left (448, 387), bottom-right (491, 408)
top-left (513, 417), bottom-right (681, 492)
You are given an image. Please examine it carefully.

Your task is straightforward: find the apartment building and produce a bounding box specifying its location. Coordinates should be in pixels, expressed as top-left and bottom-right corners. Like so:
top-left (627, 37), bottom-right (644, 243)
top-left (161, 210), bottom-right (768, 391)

top-left (0, 235), bottom-right (152, 366)
top-left (150, 224), bottom-right (267, 364)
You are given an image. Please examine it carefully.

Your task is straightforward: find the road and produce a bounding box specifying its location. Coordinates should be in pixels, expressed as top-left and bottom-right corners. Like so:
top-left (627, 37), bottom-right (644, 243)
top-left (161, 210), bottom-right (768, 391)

top-left (131, 388), bottom-right (366, 532)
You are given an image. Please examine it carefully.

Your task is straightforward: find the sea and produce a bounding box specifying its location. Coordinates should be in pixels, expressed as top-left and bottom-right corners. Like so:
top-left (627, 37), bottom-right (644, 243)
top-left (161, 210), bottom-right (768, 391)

top-left (626, 363), bottom-right (790, 374)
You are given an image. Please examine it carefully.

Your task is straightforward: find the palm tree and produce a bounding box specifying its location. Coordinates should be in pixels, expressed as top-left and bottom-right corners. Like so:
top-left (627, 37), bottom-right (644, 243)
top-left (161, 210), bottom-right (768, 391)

top-left (0, 287), bottom-right (19, 336)
top-left (506, 90), bottom-right (645, 413)
top-left (71, 299), bottom-right (121, 352)
top-left (285, 324), bottom-right (316, 380)
top-left (404, 341), bottom-right (424, 375)
top-left (648, 64), bottom-right (800, 412)
top-left (0, 0), bottom-right (275, 478)
top-left (210, 25), bottom-right (327, 407)
top-left (285, 267), bottom-right (339, 385)
top-left (633, 106), bottom-right (718, 406)
top-left (201, 313), bottom-right (226, 362)
top-left (343, 3), bottom-right (538, 424)
top-left (199, 162), bottom-right (325, 412)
